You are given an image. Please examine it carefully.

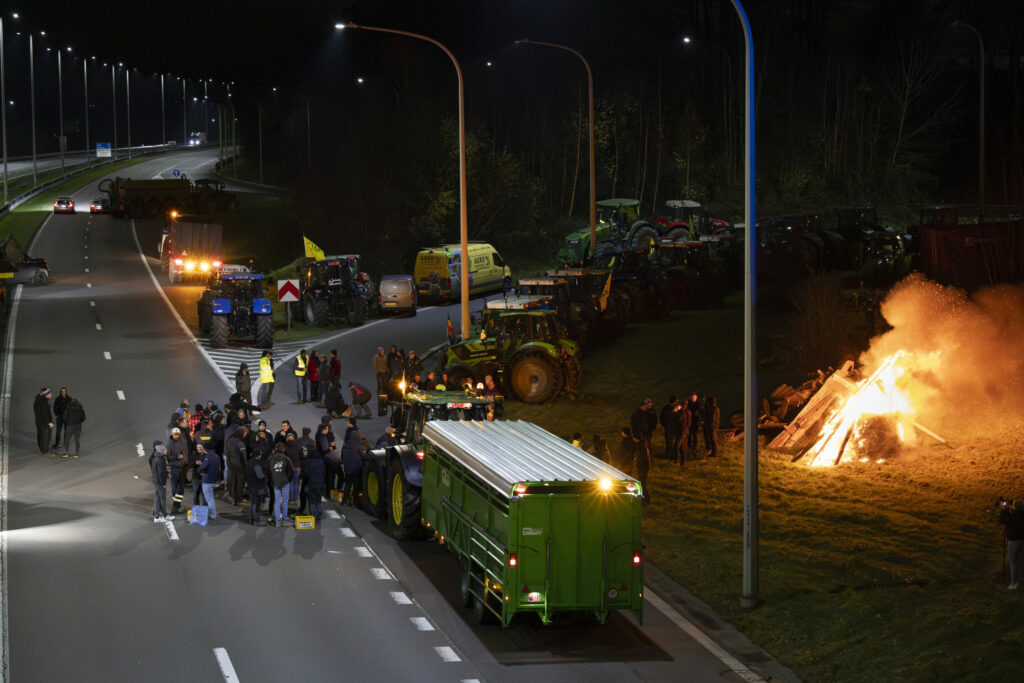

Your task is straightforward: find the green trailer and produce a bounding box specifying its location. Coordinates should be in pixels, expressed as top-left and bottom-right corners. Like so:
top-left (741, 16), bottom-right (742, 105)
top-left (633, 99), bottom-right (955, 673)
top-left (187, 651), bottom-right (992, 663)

top-left (419, 419), bottom-right (644, 627)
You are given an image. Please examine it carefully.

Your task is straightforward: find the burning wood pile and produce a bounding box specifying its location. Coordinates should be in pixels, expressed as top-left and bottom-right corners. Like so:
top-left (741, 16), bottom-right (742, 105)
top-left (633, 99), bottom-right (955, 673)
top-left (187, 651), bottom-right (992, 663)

top-left (769, 352), bottom-right (948, 466)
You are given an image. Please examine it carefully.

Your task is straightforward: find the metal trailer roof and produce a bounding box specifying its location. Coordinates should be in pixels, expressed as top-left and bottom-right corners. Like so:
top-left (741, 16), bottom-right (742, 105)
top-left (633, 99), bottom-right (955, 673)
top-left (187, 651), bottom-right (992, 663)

top-left (422, 420), bottom-right (635, 498)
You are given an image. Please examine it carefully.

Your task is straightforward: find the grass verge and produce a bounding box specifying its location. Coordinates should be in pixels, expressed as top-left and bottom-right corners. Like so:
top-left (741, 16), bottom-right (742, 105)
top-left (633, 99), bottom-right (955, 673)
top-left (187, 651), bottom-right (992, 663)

top-left (505, 309), bottom-right (1024, 683)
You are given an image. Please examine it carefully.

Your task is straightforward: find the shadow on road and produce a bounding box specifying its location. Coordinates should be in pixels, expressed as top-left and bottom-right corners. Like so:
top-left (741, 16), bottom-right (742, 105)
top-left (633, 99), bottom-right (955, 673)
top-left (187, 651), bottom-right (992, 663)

top-left (4, 499), bottom-right (92, 531)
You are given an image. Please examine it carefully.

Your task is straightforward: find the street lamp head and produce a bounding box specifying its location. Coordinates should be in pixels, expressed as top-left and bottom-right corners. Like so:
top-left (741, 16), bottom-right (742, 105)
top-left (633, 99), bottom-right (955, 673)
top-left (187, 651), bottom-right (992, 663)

top-left (66, 46), bottom-right (72, 52)
top-left (11, 12), bottom-right (18, 19)
top-left (335, 21), bottom-right (356, 30)
top-left (514, 38), bottom-right (531, 45)
top-left (682, 36), bottom-right (693, 44)
top-left (485, 61), bottom-right (493, 67)
top-left (356, 77), bottom-right (364, 84)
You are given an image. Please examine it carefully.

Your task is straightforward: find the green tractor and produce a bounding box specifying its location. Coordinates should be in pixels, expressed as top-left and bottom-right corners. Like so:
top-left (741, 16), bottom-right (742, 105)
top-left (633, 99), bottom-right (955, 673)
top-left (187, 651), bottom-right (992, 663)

top-left (445, 301), bottom-right (582, 404)
top-left (556, 198), bottom-right (660, 266)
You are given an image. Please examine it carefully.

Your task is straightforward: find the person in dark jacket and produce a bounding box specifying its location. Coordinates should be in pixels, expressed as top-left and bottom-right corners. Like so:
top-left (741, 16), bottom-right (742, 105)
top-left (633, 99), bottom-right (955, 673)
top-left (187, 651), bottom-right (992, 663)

top-left (702, 395), bottom-right (720, 457)
top-left (34, 388), bottom-right (54, 457)
top-left (676, 405), bottom-right (692, 468)
top-left (317, 353), bottom-right (331, 405)
top-left (587, 434), bottom-right (611, 463)
top-left (295, 427), bottom-right (316, 513)
top-left (198, 444), bottom-right (221, 521)
top-left (308, 347), bottom-right (321, 405)
top-left (616, 426), bottom-right (635, 474)
top-left (166, 427), bottom-right (188, 512)
top-left (659, 396), bottom-right (679, 460)
top-left (302, 451), bottom-right (327, 521)
top-left (629, 399), bottom-right (654, 505)
top-left (52, 387), bottom-right (70, 449)
top-left (999, 500), bottom-right (1024, 589)
top-left (61, 398), bottom-right (86, 459)
top-left (235, 362), bottom-right (253, 407)
top-left (685, 393), bottom-right (703, 453)
top-left (329, 349), bottom-right (342, 390)
top-left (340, 419), bottom-right (365, 505)
top-left (375, 426), bottom-right (397, 448)
top-left (349, 381), bottom-right (372, 418)
top-left (405, 350), bottom-right (423, 387)
top-left (225, 425), bottom-right (249, 505)
top-left (150, 441), bottom-right (172, 522)
top-left (244, 450), bottom-right (267, 525)
top-left (325, 382), bottom-right (348, 418)
top-left (274, 420), bottom-right (297, 447)
top-left (284, 432), bottom-right (303, 509)
top-left (211, 414), bottom-right (227, 484)
top-left (317, 421), bottom-right (340, 493)
top-left (267, 444), bottom-right (295, 525)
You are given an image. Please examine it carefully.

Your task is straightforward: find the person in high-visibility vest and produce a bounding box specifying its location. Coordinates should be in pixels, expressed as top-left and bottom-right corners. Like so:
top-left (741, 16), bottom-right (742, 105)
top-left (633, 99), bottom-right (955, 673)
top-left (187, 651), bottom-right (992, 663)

top-left (293, 349), bottom-right (309, 404)
top-left (257, 350), bottom-right (276, 409)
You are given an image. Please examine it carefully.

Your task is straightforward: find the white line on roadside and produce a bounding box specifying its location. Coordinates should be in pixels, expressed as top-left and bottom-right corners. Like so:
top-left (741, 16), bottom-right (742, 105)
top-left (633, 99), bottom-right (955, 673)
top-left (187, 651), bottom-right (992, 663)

top-left (103, 352), bottom-right (111, 360)
top-left (338, 527), bottom-right (356, 538)
top-left (461, 680), bottom-right (481, 683)
top-left (644, 588), bottom-right (764, 682)
top-left (163, 519), bottom-right (179, 542)
top-left (90, 300), bottom-right (95, 307)
top-left (213, 647), bottom-right (239, 682)
top-left (434, 646), bottom-right (461, 663)
top-left (354, 546), bottom-right (372, 558)
top-left (116, 390), bottom-right (125, 400)
top-left (410, 617), bottom-right (434, 631)
top-left (370, 567), bottom-right (393, 580)
top-left (95, 323), bottom-right (102, 330)
top-left (390, 591), bottom-right (412, 605)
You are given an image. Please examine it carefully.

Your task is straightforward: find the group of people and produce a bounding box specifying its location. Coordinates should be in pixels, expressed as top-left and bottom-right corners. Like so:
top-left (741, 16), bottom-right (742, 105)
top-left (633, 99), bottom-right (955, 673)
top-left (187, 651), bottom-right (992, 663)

top-left (33, 387), bottom-right (87, 459)
top-left (149, 394), bottom-right (393, 526)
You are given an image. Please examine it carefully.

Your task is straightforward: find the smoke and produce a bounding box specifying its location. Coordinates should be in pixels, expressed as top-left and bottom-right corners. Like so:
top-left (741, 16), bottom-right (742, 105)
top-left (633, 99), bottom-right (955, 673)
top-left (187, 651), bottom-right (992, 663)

top-left (859, 274), bottom-right (1024, 426)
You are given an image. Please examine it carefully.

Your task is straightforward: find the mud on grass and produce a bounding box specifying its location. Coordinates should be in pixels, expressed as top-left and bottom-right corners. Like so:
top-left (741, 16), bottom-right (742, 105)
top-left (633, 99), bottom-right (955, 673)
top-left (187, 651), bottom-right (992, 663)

top-left (506, 309), bottom-right (1024, 682)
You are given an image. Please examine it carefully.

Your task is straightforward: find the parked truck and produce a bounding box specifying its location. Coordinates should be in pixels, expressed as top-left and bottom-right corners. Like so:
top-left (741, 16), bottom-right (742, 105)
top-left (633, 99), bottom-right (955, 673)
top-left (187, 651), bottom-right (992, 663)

top-left (363, 391), bottom-right (644, 627)
top-left (159, 214), bottom-right (224, 283)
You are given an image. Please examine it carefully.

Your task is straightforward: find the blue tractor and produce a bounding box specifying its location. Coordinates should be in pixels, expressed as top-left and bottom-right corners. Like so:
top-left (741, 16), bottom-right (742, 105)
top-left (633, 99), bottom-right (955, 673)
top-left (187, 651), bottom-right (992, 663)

top-left (197, 272), bottom-right (274, 348)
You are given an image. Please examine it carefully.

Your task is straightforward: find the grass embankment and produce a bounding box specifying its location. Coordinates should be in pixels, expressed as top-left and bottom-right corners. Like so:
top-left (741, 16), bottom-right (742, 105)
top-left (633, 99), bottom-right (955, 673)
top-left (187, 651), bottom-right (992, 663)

top-left (505, 307), bottom-right (1024, 683)
top-left (0, 158), bottom-right (147, 246)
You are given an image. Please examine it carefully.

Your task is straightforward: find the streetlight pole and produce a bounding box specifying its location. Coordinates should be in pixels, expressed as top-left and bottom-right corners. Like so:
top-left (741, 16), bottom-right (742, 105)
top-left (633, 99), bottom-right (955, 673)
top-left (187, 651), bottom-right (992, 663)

top-left (339, 21), bottom-right (471, 339)
top-left (515, 38), bottom-right (596, 260)
top-left (257, 101), bottom-right (263, 184)
top-left (83, 59), bottom-right (89, 159)
top-left (125, 67), bottom-right (131, 158)
top-left (1, 14), bottom-right (8, 204)
top-left (110, 64), bottom-right (117, 158)
top-left (181, 77), bottom-right (186, 145)
top-left (204, 79), bottom-right (209, 141)
top-left (29, 33), bottom-right (36, 184)
top-left (58, 48), bottom-right (64, 174)
top-left (160, 74), bottom-right (165, 144)
top-left (954, 20), bottom-right (985, 220)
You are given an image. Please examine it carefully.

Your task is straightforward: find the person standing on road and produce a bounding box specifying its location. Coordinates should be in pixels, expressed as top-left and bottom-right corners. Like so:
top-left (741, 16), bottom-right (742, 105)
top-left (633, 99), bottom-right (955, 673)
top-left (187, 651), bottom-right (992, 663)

top-left (317, 353), bottom-right (331, 405)
top-left (329, 349), bottom-right (342, 390)
top-left (225, 425), bottom-right (249, 506)
top-left (52, 387), bottom-right (70, 449)
top-left (386, 345), bottom-right (405, 381)
top-left (268, 443), bottom-right (295, 526)
top-left (702, 395), bottom-right (720, 457)
top-left (340, 418), bottom-right (364, 506)
top-left (235, 362), bottom-right (252, 406)
top-left (150, 441), bottom-right (172, 522)
top-left (61, 398), bottom-right (87, 459)
top-left (302, 447), bottom-right (326, 521)
top-left (308, 348), bottom-right (321, 406)
top-left (258, 350), bottom-right (276, 410)
top-left (198, 443), bottom-right (221, 522)
top-left (294, 349), bottom-right (310, 404)
top-left (373, 347), bottom-right (389, 394)
top-left (274, 420), bottom-right (297, 447)
top-left (284, 432), bottom-right (303, 510)
top-left (34, 388), bottom-right (54, 457)
top-left (244, 449), bottom-right (267, 525)
top-left (685, 393), bottom-right (703, 454)
top-left (166, 427), bottom-right (188, 513)
top-left (348, 381), bottom-right (372, 418)
top-left (317, 421), bottom-right (340, 494)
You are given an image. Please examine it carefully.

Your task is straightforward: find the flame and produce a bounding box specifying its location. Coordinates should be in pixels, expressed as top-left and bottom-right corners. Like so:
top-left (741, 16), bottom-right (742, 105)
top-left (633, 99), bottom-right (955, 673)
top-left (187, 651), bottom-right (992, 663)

top-left (805, 350), bottom-right (929, 467)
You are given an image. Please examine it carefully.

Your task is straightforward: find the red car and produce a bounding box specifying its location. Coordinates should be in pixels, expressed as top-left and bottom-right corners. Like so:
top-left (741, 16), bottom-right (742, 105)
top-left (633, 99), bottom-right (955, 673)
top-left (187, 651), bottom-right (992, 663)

top-left (89, 197), bottom-right (111, 214)
top-left (53, 196), bottom-right (76, 214)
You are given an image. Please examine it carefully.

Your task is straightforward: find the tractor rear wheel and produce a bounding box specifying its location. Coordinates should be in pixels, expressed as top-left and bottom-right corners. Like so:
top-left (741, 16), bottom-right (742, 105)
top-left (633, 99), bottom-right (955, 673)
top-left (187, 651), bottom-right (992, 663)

top-left (388, 466), bottom-right (428, 541)
top-left (304, 295), bottom-right (328, 326)
top-left (361, 459), bottom-right (387, 519)
top-left (349, 295), bottom-right (368, 326)
top-left (508, 351), bottom-right (561, 404)
top-left (666, 227), bottom-right (688, 242)
top-left (629, 225), bottom-right (660, 257)
top-left (255, 315), bottom-right (274, 349)
top-left (209, 315), bottom-right (228, 348)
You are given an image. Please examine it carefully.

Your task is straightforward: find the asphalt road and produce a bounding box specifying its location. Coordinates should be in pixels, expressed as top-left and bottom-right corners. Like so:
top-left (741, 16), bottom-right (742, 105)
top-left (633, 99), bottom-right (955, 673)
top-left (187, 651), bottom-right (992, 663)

top-left (2, 149), bottom-right (771, 682)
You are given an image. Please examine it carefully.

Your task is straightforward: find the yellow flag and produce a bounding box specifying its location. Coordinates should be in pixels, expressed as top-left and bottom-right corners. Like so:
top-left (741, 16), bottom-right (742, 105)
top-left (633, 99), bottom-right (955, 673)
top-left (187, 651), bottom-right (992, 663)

top-left (303, 235), bottom-right (325, 261)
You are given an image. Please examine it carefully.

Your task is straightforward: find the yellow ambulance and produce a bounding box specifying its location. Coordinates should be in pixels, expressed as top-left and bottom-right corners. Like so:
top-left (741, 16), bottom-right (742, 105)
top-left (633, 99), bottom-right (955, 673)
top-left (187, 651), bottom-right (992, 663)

top-left (413, 242), bottom-right (512, 301)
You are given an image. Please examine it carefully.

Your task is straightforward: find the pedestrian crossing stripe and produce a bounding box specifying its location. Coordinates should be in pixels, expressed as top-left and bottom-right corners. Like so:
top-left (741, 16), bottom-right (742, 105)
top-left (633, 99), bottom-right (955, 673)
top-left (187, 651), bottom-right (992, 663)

top-left (197, 337), bottom-right (330, 388)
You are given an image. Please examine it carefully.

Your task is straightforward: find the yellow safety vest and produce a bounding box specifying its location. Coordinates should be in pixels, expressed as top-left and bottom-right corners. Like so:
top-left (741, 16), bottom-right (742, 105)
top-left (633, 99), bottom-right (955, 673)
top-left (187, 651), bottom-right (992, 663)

top-left (260, 356), bottom-right (274, 383)
top-left (294, 354), bottom-right (307, 377)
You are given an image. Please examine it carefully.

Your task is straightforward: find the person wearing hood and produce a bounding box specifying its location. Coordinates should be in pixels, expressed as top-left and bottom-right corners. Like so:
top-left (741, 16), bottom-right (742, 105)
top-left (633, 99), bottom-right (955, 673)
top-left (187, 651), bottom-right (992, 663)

top-left (267, 443), bottom-right (295, 525)
top-left (225, 425), bottom-right (249, 506)
top-left (52, 387), bottom-right (71, 449)
top-left (244, 448), bottom-right (267, 525)
top-left (166, 427), bottom-right (188, 512)
top-left (150, 441), bottom-right (172, 522)
top-left (34, 388), bottom-right (54, 457)
top-left (235, 362), bottom-right (252, 406)
top-left (61, 398), bottom-right (87, 459)
top-left (340, 418), bottom-right (365, 506)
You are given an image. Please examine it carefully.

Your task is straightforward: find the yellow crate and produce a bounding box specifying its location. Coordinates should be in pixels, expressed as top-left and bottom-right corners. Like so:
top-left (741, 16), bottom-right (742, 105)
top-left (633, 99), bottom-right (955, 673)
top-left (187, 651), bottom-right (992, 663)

top-left (330, 490), bottom-right (343, 502)
top-left (295, 515), bottom-right (316, 530)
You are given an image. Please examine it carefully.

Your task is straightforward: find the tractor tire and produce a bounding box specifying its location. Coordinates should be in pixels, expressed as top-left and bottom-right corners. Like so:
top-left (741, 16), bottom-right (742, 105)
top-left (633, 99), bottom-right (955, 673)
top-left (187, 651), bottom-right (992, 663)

top-left (255, 315), bottom-right (274, 349)
top-left (666, 227), bottom-right (688, 242)
top-left (349, 295), bottom-right (368, 327)
top-left (304, 295), bottom-right (328, 327)
top-left (361, 459), bottom-right (387, 520)
top-left (629, 225), bottom-right (660, 257)
top-left (363, 281), bottom-right (377, 313)
top-left (508, 350), bottom-right (561, 404)
top-left (31, 269), bottom-right (48, 286)
top-left (209, 315), bottom-right (228, 348)
top-left (564, 355), bottom-right (583, 395)
top-left (388, 466), bottom-right (428, 541)
top-left (472, 565), bottom-right (500, 625)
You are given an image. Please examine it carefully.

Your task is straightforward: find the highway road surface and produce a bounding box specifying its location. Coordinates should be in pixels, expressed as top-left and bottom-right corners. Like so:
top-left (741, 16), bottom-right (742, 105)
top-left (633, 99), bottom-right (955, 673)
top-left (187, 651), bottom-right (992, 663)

top-left (1, 149), bottom-right (784, 682)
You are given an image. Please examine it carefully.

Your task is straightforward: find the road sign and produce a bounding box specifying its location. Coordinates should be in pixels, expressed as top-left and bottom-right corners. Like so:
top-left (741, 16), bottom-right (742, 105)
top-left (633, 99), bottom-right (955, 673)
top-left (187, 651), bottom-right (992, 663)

top-left (96, 142), bottom-right (112, 158)
top-left (277, 279), bottom-right (300, 302)
top-left (172, 169), bottom-right (180, 178)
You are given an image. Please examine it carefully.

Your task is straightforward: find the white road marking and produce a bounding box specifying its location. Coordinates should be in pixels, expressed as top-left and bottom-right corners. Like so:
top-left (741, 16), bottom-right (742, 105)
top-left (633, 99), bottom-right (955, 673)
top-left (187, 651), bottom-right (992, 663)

top-left (434, 646), bottom-right (461, 663)
top-left (390, 591), bottom-right (412, 605)
top-left (645, 588), bottom-right (765, 682)
top-left (462, 680), bottom-right (482, 683)
top-left (84, 244), bottom-right (88, 249)
top-left (84, 268), bottom-right (89, 273)
top-left (95, 323), bottom-right (102, 330)
top-left (354, 546), bottom-right (372, 558)
top-left (89, 300), bottom-right (95, 307)
top-left (370, 567), bottom-right (393, 580)
top-left (86, 283), bottom-right (92, 288)
top-left (136, 443), bottom-right (145, 458)
top-left (103, 352), bottom-right (111, 360)
top-left (116, 390), bottom-right (125, 400)
top-left (163, 520), bottom-right (179, 542)
top-left (212, 647), bottom-right (240, 683)
top-left (84, 255), bottom-right (88, 260)
top-left (338, 527), bottom-right (356, 538)
top-left (410, 617), bottom-right (434, 631)
top-left (325, 509), bottom-right (340, 519)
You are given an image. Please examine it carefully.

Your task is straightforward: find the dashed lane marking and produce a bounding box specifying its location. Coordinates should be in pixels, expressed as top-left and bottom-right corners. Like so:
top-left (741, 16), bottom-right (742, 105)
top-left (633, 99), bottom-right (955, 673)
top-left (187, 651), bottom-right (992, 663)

top-left (354, 546), bottom-right (372, 558)
top-left (410, 617), bottom-right (434, 631)
top-left (136, 443), bottom-right (145, 458)
top-left (162, 519), bottom-right (179, 542)
top-left (95, 323), bottom-right (101, 330)
top-left (86, 283), bottom-right (92, 288)
top-left (434, 647), bottom-right (461, 663)
top-left (84, 255), bottom-right (88, 260)
top-left (89, 300), bottom-right (95, 307)
top-left (84, 268), bottom-right (89, 273)
top-left (213, 647), bottom-right (240, 683)
top-left (370, 567), bottom-right (393, 580)
top-left (390, 592), bottom-right (412, 605)
top-left (116, 390), bottom-right (125, 401)
top-left (338, 527), bottom-right (356, 538)
top-left (103, 352), bottom-right (111, 360)
top-left (325, 510), bottom-right (340, 519)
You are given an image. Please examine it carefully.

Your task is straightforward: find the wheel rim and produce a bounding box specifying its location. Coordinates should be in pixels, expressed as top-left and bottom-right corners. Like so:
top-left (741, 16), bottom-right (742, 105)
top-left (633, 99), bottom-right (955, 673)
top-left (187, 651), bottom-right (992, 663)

top-left (366, 470), bottom-right (379, 505)
top-left (390, 472), bottom-right (403, 523)
top-left (512, 357), bottom-right (551, 401)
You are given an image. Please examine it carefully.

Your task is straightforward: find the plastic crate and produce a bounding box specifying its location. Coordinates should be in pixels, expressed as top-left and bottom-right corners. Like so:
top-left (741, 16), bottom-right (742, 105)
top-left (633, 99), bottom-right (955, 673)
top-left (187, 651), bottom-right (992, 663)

top-left (295, 515), bottom-right (316, 530)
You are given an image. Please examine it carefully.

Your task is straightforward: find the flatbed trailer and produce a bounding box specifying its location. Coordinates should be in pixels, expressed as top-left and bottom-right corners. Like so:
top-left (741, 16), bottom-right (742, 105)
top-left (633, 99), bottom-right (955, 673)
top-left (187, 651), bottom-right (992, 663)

top-left (419, 419), bottom-right (644, 626)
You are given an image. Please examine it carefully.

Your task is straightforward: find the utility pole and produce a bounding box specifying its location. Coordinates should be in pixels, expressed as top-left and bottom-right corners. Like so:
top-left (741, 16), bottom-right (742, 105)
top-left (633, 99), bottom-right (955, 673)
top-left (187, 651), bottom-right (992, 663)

top-left (58, 48), bottom-right (64, 174)
top-left (29, 33), bottom-right (36, 183)
top-left (160, 74), bottom-right (165, 144)
top-left (83, 59), bottom-right (89, 159)
top-left (111, 64), bottom-right (117, 158)
top-left (125, 68), bottom-right (131, 158)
